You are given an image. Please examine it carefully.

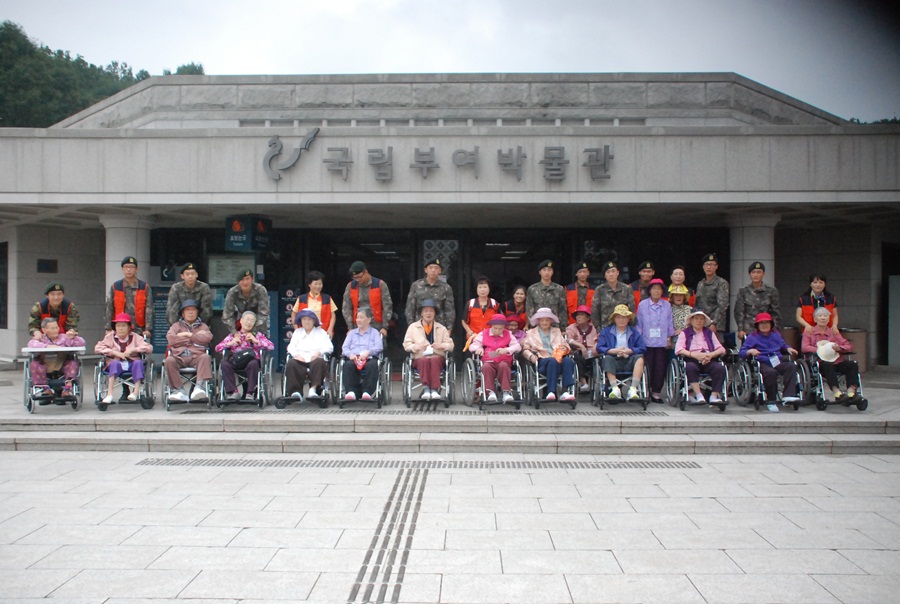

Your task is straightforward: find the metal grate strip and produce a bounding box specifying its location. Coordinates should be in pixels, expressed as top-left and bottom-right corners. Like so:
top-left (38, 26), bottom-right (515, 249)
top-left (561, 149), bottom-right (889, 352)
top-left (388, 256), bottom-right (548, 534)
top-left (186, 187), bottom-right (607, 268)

top-left (136, 458), bottom-right (701, 469)
top-left (179, 408), bottom-right (668, 416)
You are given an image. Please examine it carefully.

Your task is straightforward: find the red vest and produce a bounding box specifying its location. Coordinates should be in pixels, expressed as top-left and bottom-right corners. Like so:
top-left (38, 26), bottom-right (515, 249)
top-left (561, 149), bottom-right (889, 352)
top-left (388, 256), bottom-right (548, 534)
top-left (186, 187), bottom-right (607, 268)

top-left (39, 298), bottom-right (72, 333)
top-left (296, 293), bottom-right (333, 330)
top-left (798, 293), bottom-right (836, 327)
top-left (350, 278), bottom-right (383, 324)
top-left (466, 298), bottom-right (499, 334)
top-left (112, 279), bottom-right (148, 328)
top-left (566, 283), bottom-right (594, 322)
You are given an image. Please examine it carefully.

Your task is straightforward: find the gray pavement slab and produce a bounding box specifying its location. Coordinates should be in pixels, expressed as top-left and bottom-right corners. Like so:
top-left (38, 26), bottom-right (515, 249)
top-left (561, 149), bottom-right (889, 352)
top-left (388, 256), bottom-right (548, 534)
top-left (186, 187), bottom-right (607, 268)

top-left (0, 451), bottom-right (897, 602)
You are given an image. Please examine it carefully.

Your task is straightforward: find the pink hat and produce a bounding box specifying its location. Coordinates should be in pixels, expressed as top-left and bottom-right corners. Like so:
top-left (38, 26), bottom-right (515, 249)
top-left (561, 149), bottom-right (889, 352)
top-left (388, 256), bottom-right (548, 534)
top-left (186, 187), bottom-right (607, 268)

top-left (112, 312), bottom-right (132, 325)
top-left (571, 304), bottom-right (591, 320)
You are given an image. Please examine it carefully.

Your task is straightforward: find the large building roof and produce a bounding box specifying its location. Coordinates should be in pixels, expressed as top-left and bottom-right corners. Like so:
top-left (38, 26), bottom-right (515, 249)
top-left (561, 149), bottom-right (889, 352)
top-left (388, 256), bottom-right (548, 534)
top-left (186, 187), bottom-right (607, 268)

top-left (54, 72), bottom-right (847, 130)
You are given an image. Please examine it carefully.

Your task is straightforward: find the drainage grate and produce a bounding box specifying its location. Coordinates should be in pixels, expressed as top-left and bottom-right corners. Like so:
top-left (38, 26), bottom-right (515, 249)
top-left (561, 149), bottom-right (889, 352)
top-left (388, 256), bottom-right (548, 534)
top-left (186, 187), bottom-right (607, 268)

top-left (179, 408), bottom-right (668, 416)
top-left (136, 458), bottom-right (701, 470)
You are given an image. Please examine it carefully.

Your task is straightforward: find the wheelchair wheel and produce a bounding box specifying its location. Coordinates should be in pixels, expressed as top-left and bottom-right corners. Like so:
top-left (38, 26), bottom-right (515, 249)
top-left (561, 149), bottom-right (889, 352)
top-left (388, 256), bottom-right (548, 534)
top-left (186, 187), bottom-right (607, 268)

top-left (379, 358), bottom-right (392, 407)
top-left (857, 397), bottom-right (868, 411)
top-left (730, 359), bottom-right (752, 406)
top-left (72, 382), bottom-right (82, 411)
top-left (664, 359), bottom-right (686, 410)
top-left (590, 359), bottom-right (601, 407)
top-left (639, 367), bottom-right (650, 411)
top-left (460, 357), bottom-right (477, 407)
top-left (401, 358), bottom-right (412, 407)
top-left (97, 403), bottom-right (108, 412)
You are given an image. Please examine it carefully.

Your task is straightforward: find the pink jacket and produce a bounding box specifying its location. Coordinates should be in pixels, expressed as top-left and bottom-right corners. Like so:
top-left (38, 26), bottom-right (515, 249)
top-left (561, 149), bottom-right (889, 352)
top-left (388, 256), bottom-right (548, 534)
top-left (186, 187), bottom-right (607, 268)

top-left (95, 332), bottom-right (152, 365)
top-left (469, 328), bottom-right (521, 365)
top-left (522, 327), bottom-right (569, 363)
top-left (801, 326), bottom-right (852, 364)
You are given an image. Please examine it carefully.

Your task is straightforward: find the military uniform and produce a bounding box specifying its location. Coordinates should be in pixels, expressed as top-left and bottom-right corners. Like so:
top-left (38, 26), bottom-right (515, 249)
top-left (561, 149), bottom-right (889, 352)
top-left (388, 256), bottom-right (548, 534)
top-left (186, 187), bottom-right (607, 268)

top-left (405, 279), bottom-right (455, 329)
top-left (591, 282), bottom-right (635, 328)
top-left (222, 282), bottom-right (270, 334)
top-left (734, 283), bottom-right (781, 334)
top-left (525, 281), bottom-right (567, 327)
top-left (694, 275), bottom-right (730, 331)
top-left (104, 279), bottom-right (153, 334)
top-left (341, 278), bottom-right (393, 331)
top-left (28, 300), bottom-right (80, 335)
top-left (166, 281), bottom-right (214, 325)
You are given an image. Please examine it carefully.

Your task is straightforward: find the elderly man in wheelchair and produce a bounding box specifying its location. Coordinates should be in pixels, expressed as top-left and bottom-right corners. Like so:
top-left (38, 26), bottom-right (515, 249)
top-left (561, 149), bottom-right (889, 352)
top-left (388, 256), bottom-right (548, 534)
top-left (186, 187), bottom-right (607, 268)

top-left (595, 304), bottom-right (646, 406)
top-left (402, 299), bottom-right (454, 404)
top-left (799, 306), bottom-right (866, 410)
top-left (670, 310), bottom-right (728, 411)
top-left (467, 314), bottom-right (522, 407)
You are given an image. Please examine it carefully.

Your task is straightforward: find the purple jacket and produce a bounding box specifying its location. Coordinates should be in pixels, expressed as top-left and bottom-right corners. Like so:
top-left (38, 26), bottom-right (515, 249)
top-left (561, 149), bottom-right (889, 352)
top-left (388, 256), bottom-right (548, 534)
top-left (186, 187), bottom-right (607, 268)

top-left (636, 298), bottom-right (674, 348)
top-left (739, 330), bottom-right (790, 359)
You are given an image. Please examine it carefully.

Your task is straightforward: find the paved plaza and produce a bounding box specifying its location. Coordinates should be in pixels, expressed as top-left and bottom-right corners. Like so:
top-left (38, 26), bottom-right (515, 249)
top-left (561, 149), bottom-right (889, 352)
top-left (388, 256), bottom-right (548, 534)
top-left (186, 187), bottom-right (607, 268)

top-left (0, 450), bottom-right (897, 603)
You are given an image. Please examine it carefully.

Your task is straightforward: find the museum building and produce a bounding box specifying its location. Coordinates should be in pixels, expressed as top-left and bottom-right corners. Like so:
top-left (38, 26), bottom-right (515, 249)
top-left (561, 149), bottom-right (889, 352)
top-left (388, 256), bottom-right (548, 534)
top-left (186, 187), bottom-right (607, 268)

top-left (0, 73), bottom-right (898, 365)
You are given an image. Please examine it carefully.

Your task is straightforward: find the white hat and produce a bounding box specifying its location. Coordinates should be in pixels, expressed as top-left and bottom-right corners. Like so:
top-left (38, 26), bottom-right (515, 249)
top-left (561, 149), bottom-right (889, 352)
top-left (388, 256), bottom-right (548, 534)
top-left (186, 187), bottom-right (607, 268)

top-left (530, 307), bottom-right (560, 326)
top-left (816, 340), bottom-right (840, 363)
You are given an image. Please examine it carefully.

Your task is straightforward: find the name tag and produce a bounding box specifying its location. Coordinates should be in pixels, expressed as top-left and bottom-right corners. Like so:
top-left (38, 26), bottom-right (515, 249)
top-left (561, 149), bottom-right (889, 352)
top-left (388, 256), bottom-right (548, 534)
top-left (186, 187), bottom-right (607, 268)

top-left (121, 361), bottom-right (130, 371)
top-left (649, 328), bottom-right (661, 339)
top-left (769, 355), bottom-right (780, 367)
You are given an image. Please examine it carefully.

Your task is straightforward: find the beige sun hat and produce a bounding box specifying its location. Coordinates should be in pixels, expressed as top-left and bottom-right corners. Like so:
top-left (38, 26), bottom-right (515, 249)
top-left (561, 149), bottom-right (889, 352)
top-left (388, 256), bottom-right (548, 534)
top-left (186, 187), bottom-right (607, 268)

top-left (816, 340), bottom-right (840, 363)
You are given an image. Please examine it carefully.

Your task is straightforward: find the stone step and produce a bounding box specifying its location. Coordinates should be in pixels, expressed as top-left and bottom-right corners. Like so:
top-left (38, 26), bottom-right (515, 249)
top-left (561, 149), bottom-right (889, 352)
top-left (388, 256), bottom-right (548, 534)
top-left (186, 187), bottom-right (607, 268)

top-left (1, 430), bottom-right (899, 455)
top-left (1, 409), bottom-right (896, 435)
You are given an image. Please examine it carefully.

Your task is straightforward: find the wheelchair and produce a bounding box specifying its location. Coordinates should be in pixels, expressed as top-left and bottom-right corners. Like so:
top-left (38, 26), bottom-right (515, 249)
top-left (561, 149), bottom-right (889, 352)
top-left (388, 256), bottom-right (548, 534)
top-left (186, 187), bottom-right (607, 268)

top-left (93, 354), bottom-right (156, 412)
top-left (332, 355), bottom-right (392, 409)
top-left (730, 354), bottom-right (805, 411)
top-left (401, 354), bottom-right (455, 407)
top-left (591, 353), bottom-right (649, 410)
top-left (663, 355), bottom-right (729, 412)
top-left (523, 355), bottom-right (578, 410)
top-left (214, 349), bottom-right (274, 410)
top-left (276, 354), bottom-right (333, 409)
top-left (797, 353), bottom-right (868, 411)
top-left (159, 348), bottom-right (218, 411)
top-left (459, 354), bottom-right (524, 410)
top-left (22, 347), bottom-right (84, 414)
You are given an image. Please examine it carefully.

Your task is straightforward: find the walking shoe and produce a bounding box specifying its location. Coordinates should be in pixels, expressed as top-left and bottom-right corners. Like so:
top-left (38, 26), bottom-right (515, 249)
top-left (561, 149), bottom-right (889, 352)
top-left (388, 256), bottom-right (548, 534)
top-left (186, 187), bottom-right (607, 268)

top-left (546, 392), bottom-right (556, 401)
top-left (169, 390), bottom-right (189, 402)
top-left (608, 387), bottom-right (621, 399)
top-left (227, 391), bottom-right (242, 401)
top-left (692, 393), bottom-right (706, 404)
top-left (766, 403), bottom-right (780, 413)
top-left (627, 387), bottom-right (639, 400)
top-left (307, 387), bottom-right (320, 399)
top-left (560, 392), bottom-right (576, 402)
top-left (502, 391), bottom-right (514, 403)
top-left (834, 390), bottom-right (845, 400)
top-left (361, 392), bottom-right (373, 401)
top-left (190, 387), bottom-right (208, 401)
top-left (421, 387), bottom-right (432, 399)
top-left (344, 391), bottom-right (357, 401)
top-left (102, 394), bottom-right (114, 404)
top-left (782, 396), bottom-right (800, 404)
top-left (430, 390), bottom-right (442, 401)
top-left (709, 394), bottom-right (723, 404)
top-left (579, 383), bottom-right (591, 393)
top-left (291, 391), bottom-right (303, 400)
top-left (245, 391), bottom-right (257, 400)
top-left (127, 391), bottom-right (139, 401)
top-left (487, 391), bottom-right (498, 402)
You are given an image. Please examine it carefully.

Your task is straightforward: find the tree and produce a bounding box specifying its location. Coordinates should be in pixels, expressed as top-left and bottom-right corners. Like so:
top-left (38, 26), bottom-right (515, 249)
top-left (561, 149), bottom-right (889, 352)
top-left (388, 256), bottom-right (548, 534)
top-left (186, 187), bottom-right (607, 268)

top-left (162, 62), bottom-right (205, 76)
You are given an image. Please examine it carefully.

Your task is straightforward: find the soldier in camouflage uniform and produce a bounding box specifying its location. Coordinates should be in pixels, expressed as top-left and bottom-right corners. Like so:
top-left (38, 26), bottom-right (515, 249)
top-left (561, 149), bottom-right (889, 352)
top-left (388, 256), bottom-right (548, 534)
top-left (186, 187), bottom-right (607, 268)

top-left (342, 261), bottom-right (393, 336)
top-left (525, 260), bottom-right (568, 327)
top-left (734, 261), bottom-right (781, 339)
top-left (166, 262), bottom-right (214, 325)
top-left (28, 282), bottom-right (80, 339)
top-left (104, 256), bottom-right (153, 338)
top-left (591, 261), bottom-right (635, 329)
top-left (405, 258), bottom-right (455, 330)
top-left (694, 253), bottom-right (729, 334)
top-left (222, 269), bottom-right (270, 335)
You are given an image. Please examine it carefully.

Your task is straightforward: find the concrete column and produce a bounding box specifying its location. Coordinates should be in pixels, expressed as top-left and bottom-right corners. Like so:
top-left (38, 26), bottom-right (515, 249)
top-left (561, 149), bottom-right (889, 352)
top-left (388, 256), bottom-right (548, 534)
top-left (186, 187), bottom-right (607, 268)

top-left (99, 216), bottom-right (156, 288)
top-left (727, 213), bottom-right (780, 322)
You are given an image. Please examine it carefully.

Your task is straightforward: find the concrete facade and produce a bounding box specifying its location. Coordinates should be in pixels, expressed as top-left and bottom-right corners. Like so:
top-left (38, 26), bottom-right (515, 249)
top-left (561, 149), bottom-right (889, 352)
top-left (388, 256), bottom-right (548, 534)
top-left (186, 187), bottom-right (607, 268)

top-left (0, 73), bottom-right (898, 363)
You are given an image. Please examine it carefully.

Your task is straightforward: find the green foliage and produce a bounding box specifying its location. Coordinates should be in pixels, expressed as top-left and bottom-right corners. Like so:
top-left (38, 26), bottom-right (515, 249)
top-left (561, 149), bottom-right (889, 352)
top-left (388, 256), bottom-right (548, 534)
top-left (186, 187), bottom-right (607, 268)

top-left (0, 21), bottom-right (203, 127)
top-left (162, 62), bottom-right (205, 76)
top-left (849, 117), bottom-right (900, 124)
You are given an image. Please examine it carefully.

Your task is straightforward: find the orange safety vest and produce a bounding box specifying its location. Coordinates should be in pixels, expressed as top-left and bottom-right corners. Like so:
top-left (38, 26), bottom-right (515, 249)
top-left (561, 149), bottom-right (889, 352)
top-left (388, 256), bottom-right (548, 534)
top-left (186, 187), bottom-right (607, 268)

top-left (112, 279), bottom-right (148, 328)
top-left (39, 298), bottom-right (72, 333)
top-left (566, 283), bottom-right (594, 321)
top-left (798, 293), bottom-right (836, 327)
top-left (350, 278), bottom-right (383, 324)
top-left (295, 293), bottom-right (333, 330)
top-left (466, 298), bottom-right (499, 334)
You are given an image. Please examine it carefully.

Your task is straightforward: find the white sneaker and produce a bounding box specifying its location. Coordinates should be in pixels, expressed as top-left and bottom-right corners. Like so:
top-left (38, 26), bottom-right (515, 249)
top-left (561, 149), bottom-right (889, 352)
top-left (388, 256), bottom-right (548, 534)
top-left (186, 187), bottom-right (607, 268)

top-left (546, 392), bottom-right (556, 401)
top-left (782, 396), bottom-right (800, 404)
top-left (430, 390), bottom-right (442, 401)
top-left (127, 391), bottom-right (139, 401)
top-left (291, 391), bottom-right (303, 400)
top-left (344, 391), bottom-right (357, 401)
top-left (767, 403), bottom-right (780, 413)
top-left (307, 387), bottom-right (320, 399)
top-left (102, 394), bottom-right (114, 404)
top-left (560, 392), bottom-right (575, 402)
top-left (628, 387), bottom-right (639, 400)
top-left (608, 387), bottom-right (621, 399)
top-left (190, 387), bottom-right (208, 401)
top-left (361, 392), bottom-right (373, 401)
top-left (421, 387), bottom-right (431, 399)
top-left (502, 391), bottom-right (514, 403)
top-left (487, 391), bottom-right (498, 402)
top-left (709, 394), bottom-right (723, 404)
top-left (169, 390), bottom-right (188, 402)
top-left (579, 383), bottom-right (591, 393)
top-left (692, 393), bottom-right (706, 404)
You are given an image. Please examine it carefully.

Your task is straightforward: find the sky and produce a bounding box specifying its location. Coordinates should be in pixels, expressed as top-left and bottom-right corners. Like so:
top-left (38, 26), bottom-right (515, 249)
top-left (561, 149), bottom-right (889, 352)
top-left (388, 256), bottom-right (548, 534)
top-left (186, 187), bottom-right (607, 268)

top-left (2, 0), bottom-right (899, 122)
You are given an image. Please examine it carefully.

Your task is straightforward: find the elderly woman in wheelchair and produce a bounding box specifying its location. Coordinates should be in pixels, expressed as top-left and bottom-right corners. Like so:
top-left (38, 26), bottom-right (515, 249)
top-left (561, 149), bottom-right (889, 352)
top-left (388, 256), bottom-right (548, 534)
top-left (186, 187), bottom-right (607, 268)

top-left (739, 312), bottom-right (800, 412)
top-left (522, 307), bottom-right (576, 403)
top-left (673, 310), bottom-right (727, 407)
top-left (95, 312), bottom-right (153, 405)
top-left (468, 314), bottom-right (521, 404)
top-left (800, 306), bottom-right (863, 406)
top-left (215, 310), bottom-right (274, 401)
